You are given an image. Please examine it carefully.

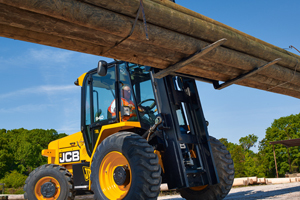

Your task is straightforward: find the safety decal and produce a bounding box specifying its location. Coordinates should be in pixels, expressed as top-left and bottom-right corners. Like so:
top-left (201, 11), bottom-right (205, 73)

top-left (82, 166), bottom-right (91, 181)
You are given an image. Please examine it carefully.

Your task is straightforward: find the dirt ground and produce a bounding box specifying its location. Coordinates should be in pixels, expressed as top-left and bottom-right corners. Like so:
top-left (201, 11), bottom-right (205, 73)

top-left (157, 182), bottom-right (300, 200)
top-left (4, 182), bottom-right (299, 199)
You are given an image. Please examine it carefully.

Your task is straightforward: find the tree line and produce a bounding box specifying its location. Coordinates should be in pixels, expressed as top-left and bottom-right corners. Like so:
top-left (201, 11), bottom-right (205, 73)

top-left (0, 113), bottom-right (300, 188)
top-left (0, 128), bottom-right (66, 188)
top-left (221, 113), bottom-right (300, 178)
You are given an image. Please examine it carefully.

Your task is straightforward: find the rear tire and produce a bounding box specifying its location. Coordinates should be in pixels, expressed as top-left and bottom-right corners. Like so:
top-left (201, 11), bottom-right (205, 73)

top-left (90, 132), bottom-right (161, 200)
top-left (178, 136), bottom-right (234, 200)
top-left (24, 164), bottom-right (75, 200)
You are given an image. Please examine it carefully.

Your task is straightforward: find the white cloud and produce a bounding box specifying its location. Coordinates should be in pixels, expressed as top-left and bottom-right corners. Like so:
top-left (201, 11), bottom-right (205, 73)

top-left (0, 48), bottom-right (77, 71)
top-left (0, 85), bottom-right (78, 100)
top-left (0, 103), bottom-right (53, 113)
top-left (29, 49), bottom-right (75, 63)
top-left (55, 98), bottom-right (81, 134)
top-left (0, 55), bottom-right (26, 70)
top-left (57, 124), bottom-right (80, 134)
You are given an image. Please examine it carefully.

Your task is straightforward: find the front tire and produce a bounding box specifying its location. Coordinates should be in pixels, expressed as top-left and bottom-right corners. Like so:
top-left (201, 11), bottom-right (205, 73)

top-left (90, 132), bottom-right (161, 200)
top-left (24, 164), bottom-right (75, 200)
top-left (178, 136), bottom-right (234, 200)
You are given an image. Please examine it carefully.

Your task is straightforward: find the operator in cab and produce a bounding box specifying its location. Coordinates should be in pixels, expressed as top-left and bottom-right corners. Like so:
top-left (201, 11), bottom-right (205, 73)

top-left (108, 85), bottom-right (144, 121)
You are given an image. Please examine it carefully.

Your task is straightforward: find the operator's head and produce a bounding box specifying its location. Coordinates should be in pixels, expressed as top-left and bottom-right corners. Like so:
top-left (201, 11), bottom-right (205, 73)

top-left (122, 85), bottom-right (131, 100)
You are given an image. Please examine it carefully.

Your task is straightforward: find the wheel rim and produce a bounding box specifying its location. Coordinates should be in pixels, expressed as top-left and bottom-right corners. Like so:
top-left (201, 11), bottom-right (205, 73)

top-left (190, 185), bottom-right (208, 191)
top-left (100, 151), bottom-right (132, 199)
top-left (34, 176), bottom-right (61, 200)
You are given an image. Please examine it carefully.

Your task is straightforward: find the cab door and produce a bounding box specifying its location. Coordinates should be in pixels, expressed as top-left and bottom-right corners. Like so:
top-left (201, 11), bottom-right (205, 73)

top-left (82, 65), bottom-right (117, 155)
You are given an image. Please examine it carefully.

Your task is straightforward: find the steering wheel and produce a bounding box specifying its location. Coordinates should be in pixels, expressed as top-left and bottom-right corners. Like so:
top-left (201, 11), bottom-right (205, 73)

top-left (138, 99), bottom-right (157, 124)
top-left (138, 99), bottom-right (156, 110)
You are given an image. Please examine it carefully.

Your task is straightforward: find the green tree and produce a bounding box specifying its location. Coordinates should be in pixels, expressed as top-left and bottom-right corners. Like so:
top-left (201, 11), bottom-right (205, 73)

top-left (259, 113), bottom-right (300, 177)
top-left (220, 135), bottom-right (266, 178)
top-left (0, 129), bottom-right (15, 178)
top-left (231, 145), bottom-right (245, 177)
top-left (0, 170), bottom-right (27, 188)
top-left (244, 151), bottom-right (265, 177)
top-left (0, 128), bottom-right (67, 180)
top-left (219, 138), bottom-right (245, 177)
top-left (239, 134), bottom-right (258, 150)
top-left (14, 128), bottom-right (66, 174)
top-left (238, 134), bottom-right (266, 177)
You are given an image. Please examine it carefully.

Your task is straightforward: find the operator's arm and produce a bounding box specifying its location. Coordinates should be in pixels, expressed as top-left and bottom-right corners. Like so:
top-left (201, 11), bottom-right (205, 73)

top-left (108, 99), bottom-right (116, 117)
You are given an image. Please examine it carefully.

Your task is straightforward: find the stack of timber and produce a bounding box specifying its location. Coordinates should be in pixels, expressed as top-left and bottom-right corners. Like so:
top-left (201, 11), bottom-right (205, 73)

top-left (232, 177), bottom-right (300, 187)
top-left (266, 178), bottom-right (293, 184)
top-left (232, 177), bottom-right (250, 187)
top-left (232, 177), bottom-right (260, 186)
top-left (285, 173), bottom-right (300, 177)
top-left (257, 178), bottom-right (266, 184)
top-left (0, 0), bottom-right (300, 98)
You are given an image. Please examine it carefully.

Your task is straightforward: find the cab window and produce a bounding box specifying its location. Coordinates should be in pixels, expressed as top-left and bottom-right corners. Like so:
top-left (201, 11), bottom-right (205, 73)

top-left (119, 63), bottom-right (138, 122)
top-left (128, 63), bottom-right (158, 126)
top-left (92, 67), bottom-right (116, 122)
top-left (83, 66), bottom-right (116, 153)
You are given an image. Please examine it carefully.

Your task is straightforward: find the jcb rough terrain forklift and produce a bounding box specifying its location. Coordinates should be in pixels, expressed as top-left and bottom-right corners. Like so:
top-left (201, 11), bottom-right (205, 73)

top-left (24, 61), bottom-right (234, 200)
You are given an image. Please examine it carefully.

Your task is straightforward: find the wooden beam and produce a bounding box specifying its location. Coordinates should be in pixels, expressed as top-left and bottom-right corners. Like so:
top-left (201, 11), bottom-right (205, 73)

top-left (273, 144), bottom-right (279, 178)
top-left (83, 0), bottom-right (300, 71)
top-left (287, 147), bottom-right (292, 173)
top-left (0, 4), bottom-right (299, 94)
top-left (1, 1), bottom-right (300, 86)
top-left (0, 1), bottom-right (300, 98)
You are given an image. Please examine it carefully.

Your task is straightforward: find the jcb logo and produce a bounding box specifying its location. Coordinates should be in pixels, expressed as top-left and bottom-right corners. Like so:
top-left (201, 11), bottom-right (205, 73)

top-left (82, 166), bottom-right (91, 181)
top-left (59, 150), bottom-right (80, 163)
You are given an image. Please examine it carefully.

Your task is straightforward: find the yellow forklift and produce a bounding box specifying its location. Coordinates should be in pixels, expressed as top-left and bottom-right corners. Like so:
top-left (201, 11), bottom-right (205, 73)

top-left (24, 61), bottom-right (234, 200)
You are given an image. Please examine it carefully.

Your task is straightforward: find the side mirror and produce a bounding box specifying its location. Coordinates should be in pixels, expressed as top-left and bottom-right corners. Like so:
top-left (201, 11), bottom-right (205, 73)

top-left (97, 60), bottom-right (108, 76)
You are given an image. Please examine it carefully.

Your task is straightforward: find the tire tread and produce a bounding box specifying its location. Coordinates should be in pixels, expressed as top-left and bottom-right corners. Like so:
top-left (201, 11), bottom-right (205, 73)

top-left (178, 136), bottom-right (234, 200)
top-left (90, 132), bottom-right (161, 200)
top-left (23, 164), bottom-right (75, 200)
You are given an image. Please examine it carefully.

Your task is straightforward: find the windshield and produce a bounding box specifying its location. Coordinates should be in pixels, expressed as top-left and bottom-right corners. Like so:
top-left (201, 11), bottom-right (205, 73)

top-left (128, 63), bottom-right (157, 126)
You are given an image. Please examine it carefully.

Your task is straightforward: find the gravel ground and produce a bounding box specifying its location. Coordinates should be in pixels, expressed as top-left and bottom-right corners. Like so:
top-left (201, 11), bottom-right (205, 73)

top-left (3, 182), bottom-right (300, 199)
top-left (158, 182), bottom-right (300, 200)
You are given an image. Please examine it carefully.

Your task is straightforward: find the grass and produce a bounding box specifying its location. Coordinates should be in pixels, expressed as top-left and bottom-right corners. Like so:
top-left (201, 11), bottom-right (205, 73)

top-left (1, 187), bottom-right (24, 195)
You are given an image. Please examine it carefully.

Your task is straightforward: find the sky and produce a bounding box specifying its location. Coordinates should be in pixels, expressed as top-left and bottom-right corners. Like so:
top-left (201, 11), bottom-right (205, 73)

top-left (1, 0), bottom-right (300, 152)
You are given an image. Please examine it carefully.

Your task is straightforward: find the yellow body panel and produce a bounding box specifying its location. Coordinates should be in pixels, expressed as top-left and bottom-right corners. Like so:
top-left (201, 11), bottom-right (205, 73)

top-left (90, 121), bottom-right (141, 159)
top-left (56, 131), bottom-right (85, 149)
top-left (47, 140), bottom-right (59, 164)
top-left (43, 131), bottom-right (91, 174)
top-left (41, 149), bottom-right (55, 157)
top-left (76, 72), bottom-right (87, 87)
top-left (43, 122), bottom-right (141, 177)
